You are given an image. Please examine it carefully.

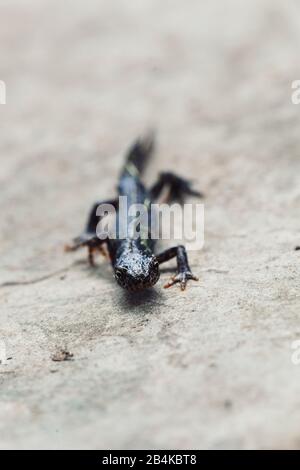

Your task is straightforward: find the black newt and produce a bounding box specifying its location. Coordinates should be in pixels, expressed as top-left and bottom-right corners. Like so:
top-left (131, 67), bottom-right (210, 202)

top-left (66, 134), bottom-right (203, 292)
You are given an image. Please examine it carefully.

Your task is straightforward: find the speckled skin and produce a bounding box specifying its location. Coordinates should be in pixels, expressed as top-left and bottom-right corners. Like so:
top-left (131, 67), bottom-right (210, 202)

top-left (66, 136), bottom-right (202, 292)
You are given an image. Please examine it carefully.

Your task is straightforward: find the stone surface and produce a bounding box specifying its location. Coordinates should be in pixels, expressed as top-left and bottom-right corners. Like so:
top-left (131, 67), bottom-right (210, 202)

top-left (0, 0), bottom-right (300, 449)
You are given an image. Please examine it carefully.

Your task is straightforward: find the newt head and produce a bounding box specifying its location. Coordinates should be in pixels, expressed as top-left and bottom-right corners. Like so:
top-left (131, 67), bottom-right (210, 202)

top-left (114, 253), bottom-right (160, 292)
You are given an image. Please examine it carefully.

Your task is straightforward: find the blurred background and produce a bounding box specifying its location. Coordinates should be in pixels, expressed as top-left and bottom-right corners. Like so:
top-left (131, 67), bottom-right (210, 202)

top-left (1, 0), bottom-right (300, 450)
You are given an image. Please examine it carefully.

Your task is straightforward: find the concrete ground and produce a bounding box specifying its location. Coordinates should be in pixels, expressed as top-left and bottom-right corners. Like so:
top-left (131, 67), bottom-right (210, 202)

top-left (1, 0), bottom-right (300, 449)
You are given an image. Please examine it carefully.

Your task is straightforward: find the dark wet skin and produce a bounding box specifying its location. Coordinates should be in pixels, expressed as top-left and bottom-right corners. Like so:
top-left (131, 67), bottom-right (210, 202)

top-left (66, 135), bottom-right (203, 292)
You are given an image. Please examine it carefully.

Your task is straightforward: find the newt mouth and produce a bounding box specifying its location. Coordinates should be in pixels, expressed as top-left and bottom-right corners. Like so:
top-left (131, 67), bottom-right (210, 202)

top-left (114, 269), bottom-right (160, 292)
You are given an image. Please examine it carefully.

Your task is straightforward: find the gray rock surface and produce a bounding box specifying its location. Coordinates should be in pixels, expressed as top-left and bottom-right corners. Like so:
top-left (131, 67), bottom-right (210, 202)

top-left (0, 0), bottom-right (300, 449)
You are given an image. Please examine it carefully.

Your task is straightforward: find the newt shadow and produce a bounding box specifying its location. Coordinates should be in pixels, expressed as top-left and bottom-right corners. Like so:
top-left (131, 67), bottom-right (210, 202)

top-left (116, 287), bottom-right (165, 314)
top-left (79, 259), bottom-right (168, 314)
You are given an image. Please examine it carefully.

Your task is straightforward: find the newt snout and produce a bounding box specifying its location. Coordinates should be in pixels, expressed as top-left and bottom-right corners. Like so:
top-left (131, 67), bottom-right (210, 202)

top-left (114, 252), bottom-right (160, 292)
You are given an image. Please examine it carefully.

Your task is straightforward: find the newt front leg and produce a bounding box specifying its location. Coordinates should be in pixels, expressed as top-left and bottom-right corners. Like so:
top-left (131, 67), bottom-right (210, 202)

top-left (65, 235), bottom-right (108, 267)
top-left (156, 245), bottom-right (198, 290)
top-left (65, 198), bottom-right (116, 266)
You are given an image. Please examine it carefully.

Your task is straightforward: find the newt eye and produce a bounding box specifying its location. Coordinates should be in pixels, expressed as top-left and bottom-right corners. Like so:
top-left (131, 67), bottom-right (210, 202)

top-left (115, 267), bottom-right (126, 280)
